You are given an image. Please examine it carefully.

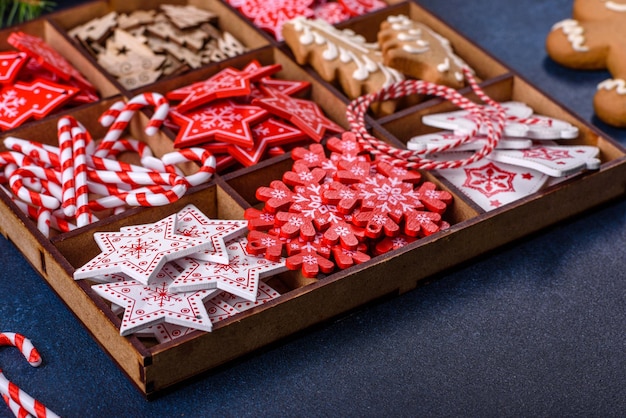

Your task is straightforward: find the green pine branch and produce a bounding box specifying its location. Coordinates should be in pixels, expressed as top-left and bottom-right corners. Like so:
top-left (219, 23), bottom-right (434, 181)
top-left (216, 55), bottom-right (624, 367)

top-left (0, 0), bottom-right (56, 28)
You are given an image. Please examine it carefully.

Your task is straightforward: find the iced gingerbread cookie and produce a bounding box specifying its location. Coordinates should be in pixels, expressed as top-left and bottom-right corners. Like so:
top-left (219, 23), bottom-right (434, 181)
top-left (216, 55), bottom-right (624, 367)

top-left (546, 0), bottom-right (626, 127)
top-left (378, 15), bottom-right (471, 89)
top-left (282, 16), bottom-right (404, 114)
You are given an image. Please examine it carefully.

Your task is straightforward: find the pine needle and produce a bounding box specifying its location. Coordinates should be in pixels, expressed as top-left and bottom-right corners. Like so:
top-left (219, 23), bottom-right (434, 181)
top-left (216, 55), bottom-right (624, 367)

top-left (0, 0), bottom-right (56, 28)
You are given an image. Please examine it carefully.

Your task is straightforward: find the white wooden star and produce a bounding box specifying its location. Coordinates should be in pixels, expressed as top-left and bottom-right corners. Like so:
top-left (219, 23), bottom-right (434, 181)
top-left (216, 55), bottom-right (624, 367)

top-left (92, 263), bottom-right (219, 336)
top-left (169, 236), bottom-right (287, 301)
top-left (74, 213), bottom-right (211, 285)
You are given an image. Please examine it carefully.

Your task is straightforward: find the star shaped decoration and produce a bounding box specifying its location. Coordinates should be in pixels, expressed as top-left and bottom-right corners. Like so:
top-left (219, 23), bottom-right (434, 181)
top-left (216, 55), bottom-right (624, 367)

top-left (92, 263), bottom-right (219, 336)
top-left (171, 99), bottom-right (268, 148)
top-left (74, 213), bottom-right (212, 285)
top-left (252, 86), bottom-right (343, 142)
top-left (169, 67), bottom-right (252, 112)
top-left (174, 204), bottom-right (248, 264)
top-left (169, 236), bottom-right (287, 301)
top-left (228, 117), bottom-right (307, 167)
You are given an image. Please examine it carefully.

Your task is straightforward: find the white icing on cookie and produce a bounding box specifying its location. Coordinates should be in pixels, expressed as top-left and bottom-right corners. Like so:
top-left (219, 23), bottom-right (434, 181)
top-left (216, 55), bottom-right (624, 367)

top-left (290, 17), bottom-right (403, 85)
top-left (604, 1), bottom-right (626, 12)
top-left (598, 78), bottom-right (626, 94)
top-left (385, 14), bottom-right (469, 80)
top-left (552, 19), bottom-right (589, 51)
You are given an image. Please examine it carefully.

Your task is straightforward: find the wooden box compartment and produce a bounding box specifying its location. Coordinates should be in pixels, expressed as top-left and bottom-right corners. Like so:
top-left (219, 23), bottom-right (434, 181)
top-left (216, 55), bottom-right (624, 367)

top-left (49, 0), bottom-right (271, 91)
top-left (0, 0), bottom-right (625, 398)
top-left (277, 1), bottom-right (509, 115)
top-left (0, 19), bottom-right (120, 117)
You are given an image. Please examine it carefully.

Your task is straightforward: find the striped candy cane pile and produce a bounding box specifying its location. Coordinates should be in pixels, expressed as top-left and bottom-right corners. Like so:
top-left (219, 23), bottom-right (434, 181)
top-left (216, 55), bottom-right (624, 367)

top-left (0, 332), bottom-right (60, 418)
top-left (0, 93), bottom-right (216, 237)
top-left (345, 67), bottom-right (507, 170)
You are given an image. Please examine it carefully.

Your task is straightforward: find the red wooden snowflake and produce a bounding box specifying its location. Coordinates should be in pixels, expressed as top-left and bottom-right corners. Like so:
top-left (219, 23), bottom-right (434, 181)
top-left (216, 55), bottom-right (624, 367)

top-left (237, 0), bottom-right (315, 41)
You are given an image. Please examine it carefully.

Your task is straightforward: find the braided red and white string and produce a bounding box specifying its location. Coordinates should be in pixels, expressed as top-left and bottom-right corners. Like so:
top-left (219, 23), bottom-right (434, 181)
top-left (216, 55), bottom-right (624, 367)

top-left (345, 67), bottom-right (506, 170)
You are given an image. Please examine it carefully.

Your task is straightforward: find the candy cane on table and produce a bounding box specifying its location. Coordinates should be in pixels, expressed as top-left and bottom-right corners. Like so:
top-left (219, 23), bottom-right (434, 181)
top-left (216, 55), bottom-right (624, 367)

top-left (0, 332), bottom-right (59, 418)
top-left (2, 393), bottom-right (30, 418)
top-left (95, 92), bottom-right (169, 158)
top-left (345, 67), bottom-right (505, 170)
top-left (160, 148), bottom-right (217, 187)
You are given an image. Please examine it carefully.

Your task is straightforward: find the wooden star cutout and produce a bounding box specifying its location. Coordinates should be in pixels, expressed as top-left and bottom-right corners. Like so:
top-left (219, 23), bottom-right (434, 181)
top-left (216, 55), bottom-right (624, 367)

top-left (73, 213), bottom-right (212, 285)
top-left (171, 99), bottom-right (268, 148)
top-left (228, 117), bottom-right (307, 167)
top-left (252, 86), bottom-right (343, 142)
top-left (92, 263), bottom-right (219, 336)
top-left (174, 204), bottom-right (248, 264)
top-left (169, 67), bottom-right (252, 112)
top-left (169, 236), bottom-right (287, 301)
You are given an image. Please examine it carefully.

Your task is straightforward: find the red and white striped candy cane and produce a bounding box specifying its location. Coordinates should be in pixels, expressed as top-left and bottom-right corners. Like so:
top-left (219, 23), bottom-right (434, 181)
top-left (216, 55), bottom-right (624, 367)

top-left (58, 117), bottom-right (77, 217)
top-left (95, 92), bottom-right (169, 158)
top-left (2, 393), bottom-right (29, 418)
top-left (71, 126), bottom-right (94, 227)
top-left (9, 167), bottom-right (61, 210)
top-left (3, 138), bottom-right (60, 169)
top-left (0, 332), bottom-right (59, 418)
top-left (9, 198), bottom-right (76, 235)
top-left (160, 147), bottom-right (217, 187)
top-left (345, 67), bottom-right (505, 170)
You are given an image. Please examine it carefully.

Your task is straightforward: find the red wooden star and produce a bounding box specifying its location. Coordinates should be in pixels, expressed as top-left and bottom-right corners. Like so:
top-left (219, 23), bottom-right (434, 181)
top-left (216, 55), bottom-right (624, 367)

top-left (171, 99), bottom-right (268, 148)
top-left (253, 86), bottom-right (343, 142)
top-left (228, 117), bottom-right (307, 167)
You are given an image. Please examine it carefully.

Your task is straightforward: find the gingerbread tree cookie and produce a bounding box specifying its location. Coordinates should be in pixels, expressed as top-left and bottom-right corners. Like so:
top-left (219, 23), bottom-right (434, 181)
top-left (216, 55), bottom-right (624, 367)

top-left (378, 15), bottom-right (471, 89)
top-left (546, 0), bottom-right (626, 127)
top-left (282, 16), bottom-right (404, 114)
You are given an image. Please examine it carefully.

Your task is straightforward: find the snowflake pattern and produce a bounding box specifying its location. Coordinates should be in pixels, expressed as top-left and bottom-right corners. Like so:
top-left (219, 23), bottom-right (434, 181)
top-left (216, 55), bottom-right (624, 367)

top-left (463, 162), bottom-right (516, 198)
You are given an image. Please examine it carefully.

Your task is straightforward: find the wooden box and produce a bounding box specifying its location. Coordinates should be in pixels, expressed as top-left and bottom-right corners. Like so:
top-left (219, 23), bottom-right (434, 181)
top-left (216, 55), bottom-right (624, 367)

top-left (0, 0), bottom-right (624, 397)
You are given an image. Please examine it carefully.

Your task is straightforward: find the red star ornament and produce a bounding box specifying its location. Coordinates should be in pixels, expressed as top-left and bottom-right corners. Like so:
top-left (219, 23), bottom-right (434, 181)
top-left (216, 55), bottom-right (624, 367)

top-left (175, 204), bottom-right (248, 265)
top-left (169, 236), bottom-right (288, 301)
top-left (228, 117), bottom-right (307, 167)
top-left (92, 263), bottom-right (219, 336)
top-left (253, 87), bottom-right (343, 142)
top-left (8, 31), bottom-right (94, 91)
top-left (171, 99), bottom-right (268, 148)
top-left (0, 79), bottom-right (79, 130)
top-left (169, 67), bottom-right (252, 112)
top-left (73, 213), bottom-right (212, 285)
top-left (0, 51), bottom-right (28, 84)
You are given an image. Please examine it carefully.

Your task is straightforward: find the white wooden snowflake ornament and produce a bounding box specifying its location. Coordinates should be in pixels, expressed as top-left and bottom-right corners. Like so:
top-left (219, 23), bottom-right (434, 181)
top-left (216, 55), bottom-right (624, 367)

top-left (92, 262), bottom-right (219, 336)
top-left (73, 213), bottom-right (211, 285)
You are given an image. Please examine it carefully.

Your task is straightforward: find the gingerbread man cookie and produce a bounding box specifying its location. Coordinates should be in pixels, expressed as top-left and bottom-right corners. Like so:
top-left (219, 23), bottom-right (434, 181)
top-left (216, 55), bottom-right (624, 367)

top-left (378, 15), bottom-right (471, 89)
top-left (546, 0), bottom-right (626, 127)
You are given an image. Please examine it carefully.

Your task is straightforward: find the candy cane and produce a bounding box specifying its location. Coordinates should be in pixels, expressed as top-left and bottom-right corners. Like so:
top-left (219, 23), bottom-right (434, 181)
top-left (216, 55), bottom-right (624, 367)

top-left (71, 126), bottom-right (93, 227)
top-left (3, 138), bottom-right (59, 169)
top-left (2, 393), bottom-right (30, 418)
top-left (9, 167), bottom-right (61, 210)
top-left (345, 67), bottom-right (505, 170)
top-left (95, 92), bottom-right (170, 158)
top-left (0, 332), bottom-right (59, 418)
top-left (160, 148), bottom-right (217, 187)
top-left (58, 117), bottom-right (77, 217)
